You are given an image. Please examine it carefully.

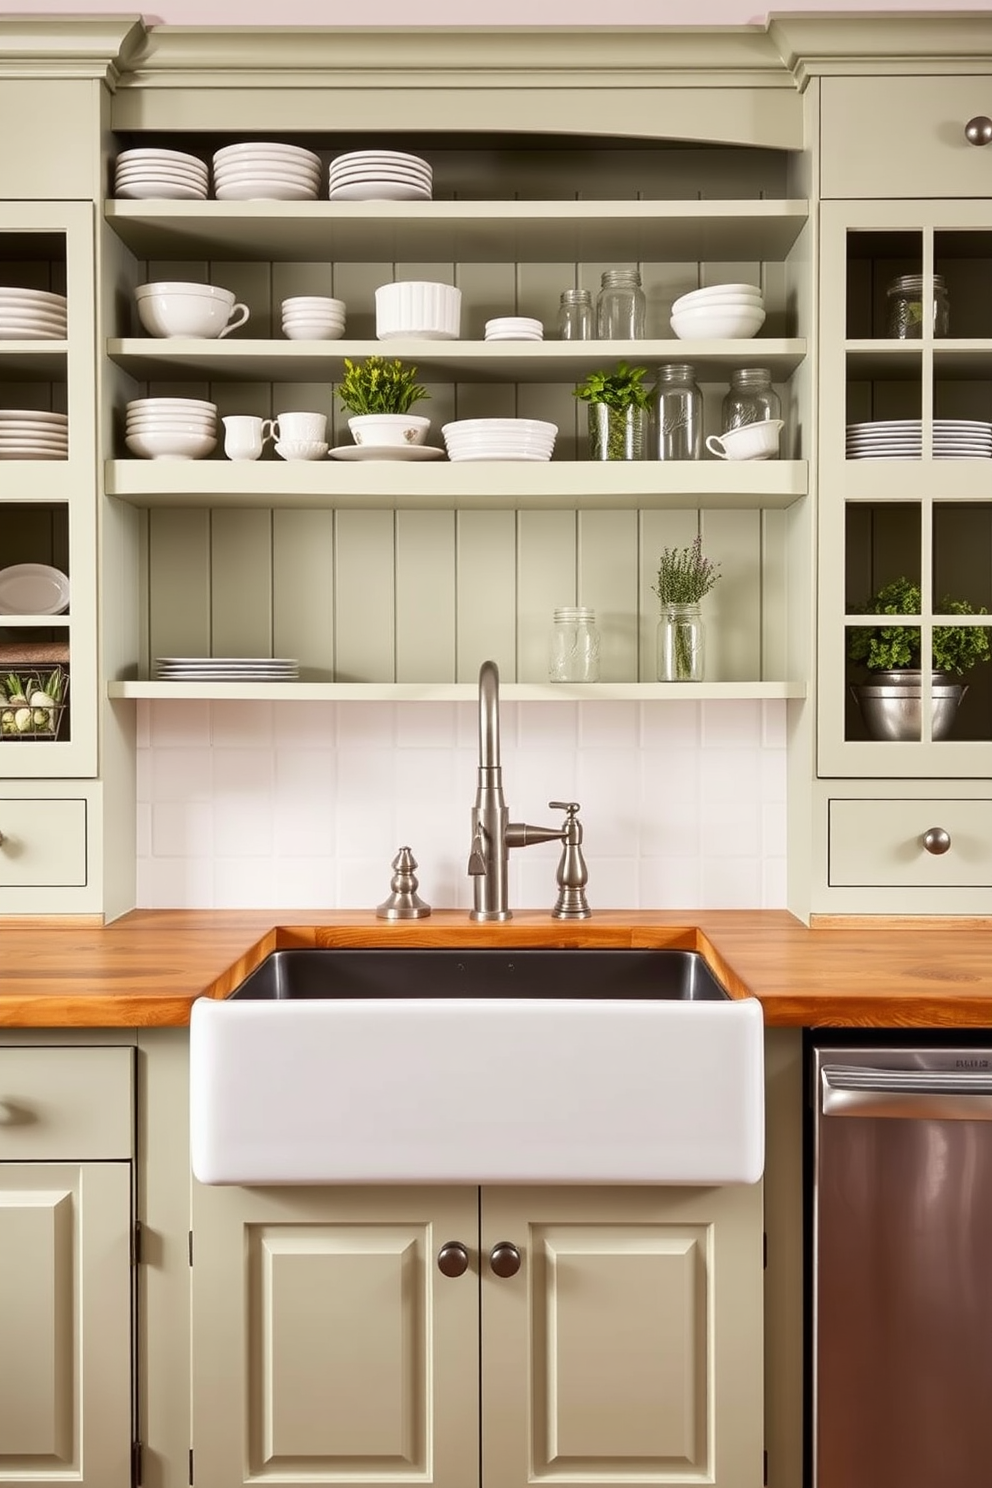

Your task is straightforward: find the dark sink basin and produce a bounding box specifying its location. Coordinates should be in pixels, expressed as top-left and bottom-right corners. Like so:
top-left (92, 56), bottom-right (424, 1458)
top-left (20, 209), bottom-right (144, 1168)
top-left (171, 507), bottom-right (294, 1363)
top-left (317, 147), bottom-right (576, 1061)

top-left (228, 947), bottom-right (730, 1001)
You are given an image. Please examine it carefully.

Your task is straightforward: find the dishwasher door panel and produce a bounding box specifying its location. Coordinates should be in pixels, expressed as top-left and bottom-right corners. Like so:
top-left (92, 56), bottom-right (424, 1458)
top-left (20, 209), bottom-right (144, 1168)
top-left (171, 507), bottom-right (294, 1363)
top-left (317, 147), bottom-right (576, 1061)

top-left (814, 1053), bottom-right (992, 1488)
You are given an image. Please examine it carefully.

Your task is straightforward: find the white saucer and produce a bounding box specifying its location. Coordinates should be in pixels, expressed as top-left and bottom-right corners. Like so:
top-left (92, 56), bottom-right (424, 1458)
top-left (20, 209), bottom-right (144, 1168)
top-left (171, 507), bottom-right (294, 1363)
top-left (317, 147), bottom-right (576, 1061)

top-left (328, 444), bottom-right (445, 461)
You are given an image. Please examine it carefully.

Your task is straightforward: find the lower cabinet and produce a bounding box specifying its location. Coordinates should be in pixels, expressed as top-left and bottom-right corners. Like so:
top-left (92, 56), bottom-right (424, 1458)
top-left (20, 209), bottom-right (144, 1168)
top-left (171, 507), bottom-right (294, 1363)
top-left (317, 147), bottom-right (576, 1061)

top-left (191, 1180), bottom-right (763, 1488)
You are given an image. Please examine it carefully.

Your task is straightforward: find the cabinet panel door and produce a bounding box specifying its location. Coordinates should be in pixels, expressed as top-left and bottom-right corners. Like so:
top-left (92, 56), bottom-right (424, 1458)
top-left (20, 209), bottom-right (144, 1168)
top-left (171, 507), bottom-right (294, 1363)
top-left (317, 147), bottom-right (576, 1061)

top-left (191, 1184), bottom-right (479, 1488)
top-left (481, 1184), bottom-right (763, 1488)
top-left (0, 1162), bottom-right (132, 1486)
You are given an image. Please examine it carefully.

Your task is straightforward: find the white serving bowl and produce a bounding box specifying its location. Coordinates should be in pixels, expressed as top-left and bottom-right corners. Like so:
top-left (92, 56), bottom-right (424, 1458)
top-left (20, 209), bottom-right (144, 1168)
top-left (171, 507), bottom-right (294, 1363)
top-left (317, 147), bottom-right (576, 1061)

top-left (126, 412), bottom-right (217, 429)
top-left (214, 179), bottom-right (319, 202)
top-left (127, 396), bottom-right (218, 415)
top-left (670, 305), bottom-right (766, 340)
top-left (214, 161), bottom-right (320, 185)
top-left (125, 430), bottom-right (217, 460)
top-left (375, 281), bottom-right (461, 340)
top-left (442, 418), bottom-right (558, 438)
top-left (135, 282), bottom-right (246, 339)
top-left (281, 320), bottom-right (346, 341)
top-left (672, 282), bottom-right (763, 307)
top-left (281, 296), bottom-right (346, 315)
top-left (348, 414), bottom-right (431, 448)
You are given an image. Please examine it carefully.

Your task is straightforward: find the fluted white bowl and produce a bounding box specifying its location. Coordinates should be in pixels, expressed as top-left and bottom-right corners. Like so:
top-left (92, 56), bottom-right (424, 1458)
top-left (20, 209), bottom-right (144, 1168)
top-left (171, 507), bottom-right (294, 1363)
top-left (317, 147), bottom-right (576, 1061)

top-left (375, 281), bottom-right (461, 340)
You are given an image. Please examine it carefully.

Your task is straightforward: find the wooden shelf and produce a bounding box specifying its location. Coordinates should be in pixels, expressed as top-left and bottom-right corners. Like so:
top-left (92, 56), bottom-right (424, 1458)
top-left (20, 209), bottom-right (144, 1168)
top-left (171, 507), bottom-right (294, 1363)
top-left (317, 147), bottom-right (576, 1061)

top-left (846, 338), bottom-right (992, 379)
top-left (0, 462), bottom-right (73, 501)
top-left (105, 457), bottom-right (808, 510)
top-left (0, 340), bottom-right (67, 378)
top-left (108, 337), bottom-right (807, 384)
top-left (104, 198), bottom-right (809, 264)
top-left (110, 680), bottom-right (807, 702)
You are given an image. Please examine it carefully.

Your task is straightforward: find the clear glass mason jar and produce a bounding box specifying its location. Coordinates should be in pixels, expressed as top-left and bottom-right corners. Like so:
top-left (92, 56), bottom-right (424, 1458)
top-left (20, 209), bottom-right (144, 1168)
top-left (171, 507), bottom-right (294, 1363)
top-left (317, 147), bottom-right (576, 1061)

top-left (886, 273), bottom-right (950, 339)
top-left (650, 363), bottom-right (703, 461)
top-left (558, 287), bottom-right (593, 340)
top-left (549, 606), bottom-right (601, 682)
top-left (587, 403), bottom-right (646, 461)
top-left (657, 603), bottom-right (704, 682)
top-left (721, 367), bottom-right (782, 432)
top-left (596, 267), bottom-right (646, 339)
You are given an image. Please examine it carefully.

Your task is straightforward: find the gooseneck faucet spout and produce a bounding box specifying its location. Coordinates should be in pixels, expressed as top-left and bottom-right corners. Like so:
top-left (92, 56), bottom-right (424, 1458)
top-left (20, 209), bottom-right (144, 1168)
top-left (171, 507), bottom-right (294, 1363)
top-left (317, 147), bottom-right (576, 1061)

top-left (468, 660), bottom-right (591, 921)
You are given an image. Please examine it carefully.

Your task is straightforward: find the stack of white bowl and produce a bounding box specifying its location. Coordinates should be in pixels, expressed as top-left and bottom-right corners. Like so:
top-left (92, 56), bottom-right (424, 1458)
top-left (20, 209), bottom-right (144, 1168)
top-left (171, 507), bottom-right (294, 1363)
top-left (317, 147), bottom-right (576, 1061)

top-left (0, 409), bottom-right (68, 460)
top-left (114, 148), bottom-right (209, 200)
top-left (125, 398), bottom-right (218, 461)
top-left (442, 418), bottom-right (557, 462)
top-left (328, 150), bottom-right (432, 202)
top-left (212, 143), bottom-right (321, 201)
top-left (281, 296), bottom-right (346, 341)
top-left (375, 281), bottom-right (461, 340)
top-left (0, 287), bottom-right (67, 341)
top-left (484, 316), bottom-right (544, 342)
top-left (670, 283), bottom-right (766, 340)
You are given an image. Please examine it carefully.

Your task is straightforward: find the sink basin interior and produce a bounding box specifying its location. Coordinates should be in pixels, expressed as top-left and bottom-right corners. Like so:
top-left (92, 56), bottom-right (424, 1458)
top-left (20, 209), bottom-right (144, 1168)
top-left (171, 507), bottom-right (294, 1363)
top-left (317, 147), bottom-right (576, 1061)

top-left (229, 947), bottom-right (730, 1001)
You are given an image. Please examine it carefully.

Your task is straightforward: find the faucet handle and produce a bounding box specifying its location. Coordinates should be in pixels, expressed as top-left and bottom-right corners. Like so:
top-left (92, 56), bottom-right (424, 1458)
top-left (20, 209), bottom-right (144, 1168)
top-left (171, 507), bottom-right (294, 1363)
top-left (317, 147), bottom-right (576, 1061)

top-left (548, 800), bottom-right (581, 819)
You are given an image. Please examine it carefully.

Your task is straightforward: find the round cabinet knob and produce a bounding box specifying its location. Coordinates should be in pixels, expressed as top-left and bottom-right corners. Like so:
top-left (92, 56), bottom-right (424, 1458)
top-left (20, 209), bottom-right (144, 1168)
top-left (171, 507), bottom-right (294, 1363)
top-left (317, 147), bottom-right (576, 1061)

top-left (436, 1241), bottom-right (470, 1278)
top-left (922, 827), bottom-right (952, 856)
top-left (965, 116), bottom-right (992, 146)
top-left (488, 1241), bottom-right (522, 1278)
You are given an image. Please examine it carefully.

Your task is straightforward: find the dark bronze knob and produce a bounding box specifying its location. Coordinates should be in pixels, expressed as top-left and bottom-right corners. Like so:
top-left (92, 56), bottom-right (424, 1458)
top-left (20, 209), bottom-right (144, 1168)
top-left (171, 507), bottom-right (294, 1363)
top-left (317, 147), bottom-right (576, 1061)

top-left (922, 827), bottom-right (951, 856)
top-left (965, 116), bottom-right (992, 146)
top-left (436, 1241), bottom-right (469, 1278)
top-left (489, 1241), bottom-right (521, 1278)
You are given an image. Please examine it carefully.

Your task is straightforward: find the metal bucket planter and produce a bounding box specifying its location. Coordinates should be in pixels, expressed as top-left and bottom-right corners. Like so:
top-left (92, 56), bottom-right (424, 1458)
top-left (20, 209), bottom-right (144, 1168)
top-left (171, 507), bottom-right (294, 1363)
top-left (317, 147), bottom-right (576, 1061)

top-left (852, 669), bottom-right (966, 741)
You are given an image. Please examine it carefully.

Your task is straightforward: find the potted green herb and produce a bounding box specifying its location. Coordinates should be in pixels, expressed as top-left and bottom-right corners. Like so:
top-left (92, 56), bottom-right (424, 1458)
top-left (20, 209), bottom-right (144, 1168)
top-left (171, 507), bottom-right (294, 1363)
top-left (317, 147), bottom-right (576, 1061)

top-left (848, 576), bottom-right (991, 740)
top-left (336, 355), bottom-right (432, 449)
top-left (652, 536), bottom-right (722, 681)
top-left (573, 362), bottom-right (651, 461)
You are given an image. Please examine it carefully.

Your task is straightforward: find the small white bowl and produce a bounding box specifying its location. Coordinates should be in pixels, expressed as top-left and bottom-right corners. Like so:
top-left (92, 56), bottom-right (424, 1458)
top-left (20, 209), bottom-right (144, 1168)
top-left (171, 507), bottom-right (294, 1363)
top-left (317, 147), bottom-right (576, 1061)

top-left (282, 321), bottom-right (346, 341)
top-left (670, 306), bottom-right (766, 340)
top-left (375, 281), bottom-right (461, 340)
top-left (126, 396), bottom-right (218, 415)
top-left (281, 296), bottom-right (346, 315)
top-left (126, 416), bottom-right (217, 432)
top-left (125, 430), bottom-right (216, 460)
top-left (274, 440), bottom-right (330, 461)
top-left (672, 283), bottom-right (763, 308)
top-left (348, 414), bottom-right (430, 448)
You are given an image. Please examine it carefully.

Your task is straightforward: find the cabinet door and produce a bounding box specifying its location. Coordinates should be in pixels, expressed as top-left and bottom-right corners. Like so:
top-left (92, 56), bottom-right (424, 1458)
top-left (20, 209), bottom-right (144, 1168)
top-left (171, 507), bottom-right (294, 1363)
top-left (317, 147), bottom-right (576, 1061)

top-left (191, 1183), bottom-right (479, 1488)
top-left (0, 1162), bottom-right (132, 1486)
top-left (481, 1184), bottom-right (764, 1488)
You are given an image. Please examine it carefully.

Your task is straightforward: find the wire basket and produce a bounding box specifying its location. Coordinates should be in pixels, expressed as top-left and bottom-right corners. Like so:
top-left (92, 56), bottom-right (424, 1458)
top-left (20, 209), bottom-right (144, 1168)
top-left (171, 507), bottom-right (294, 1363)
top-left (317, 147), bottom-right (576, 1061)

top-left (0, 665), bottom-right (69, 742)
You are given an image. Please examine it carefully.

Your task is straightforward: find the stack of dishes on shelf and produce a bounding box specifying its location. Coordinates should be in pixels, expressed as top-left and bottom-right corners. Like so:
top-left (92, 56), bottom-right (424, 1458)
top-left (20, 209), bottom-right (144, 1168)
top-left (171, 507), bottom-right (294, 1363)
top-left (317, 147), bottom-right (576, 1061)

top-left (484, 316), bottom-right (544, 341)
top-left (280, 296), bottom-right (346, 341)
top-left (670, 283), bottom-right (766, 340)
top-left (125, 397), bottom-right (218, 461)
top-left (153, 657), bottom-right (300, 682)
top-left (329, 150), bottom-right (432, 202)
top-left (114, 148), bottom-right (209, 200)
top-left (0, 409), bottom-right (68, 460)
top-left (846, 419), bottom-right (992, 460)
top-left (0, 563), bottom-right (69, 616)
top-left (212, 143), bottom-right (321, 201)
top-left (0, 287), bottom-right (67, 341)
top-left (442, 418), bottom-right (558, 462)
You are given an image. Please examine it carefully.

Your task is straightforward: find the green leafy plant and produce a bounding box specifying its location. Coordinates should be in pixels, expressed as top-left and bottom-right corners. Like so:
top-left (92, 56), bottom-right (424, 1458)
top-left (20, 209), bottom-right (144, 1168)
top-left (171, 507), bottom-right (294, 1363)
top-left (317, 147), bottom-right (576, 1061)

top-left (848, 576), bottom-right (991, 676)
top-left (336, 356), bottom-right (430, 416)
top-left (573, 362), bottom-right (652, 412)
top-left (653, 536), bottom-right (722, 606)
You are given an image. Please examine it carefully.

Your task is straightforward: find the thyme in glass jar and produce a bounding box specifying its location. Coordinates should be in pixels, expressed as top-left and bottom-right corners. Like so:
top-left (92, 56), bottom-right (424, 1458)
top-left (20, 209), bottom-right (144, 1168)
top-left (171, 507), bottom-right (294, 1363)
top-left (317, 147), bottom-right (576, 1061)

top-left (653, 536), bottom-right (722, 606)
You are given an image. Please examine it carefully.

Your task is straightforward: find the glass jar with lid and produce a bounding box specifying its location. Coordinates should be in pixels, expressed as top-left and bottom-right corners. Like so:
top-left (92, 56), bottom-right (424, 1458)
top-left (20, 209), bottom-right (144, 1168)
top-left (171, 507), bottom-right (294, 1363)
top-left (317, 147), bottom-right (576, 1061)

top-left (886, 274), bottom-right (950, 339)
top-left (649, 363), bottom-right (703, 461)
top-left (721, 367), bottom-right (782, 433)
top-left (549, 607), bottom-right (601, 683)
top-left (596, 268), bottom-right (646, 339)
top-left (558, 287), bottom-right (593, 340)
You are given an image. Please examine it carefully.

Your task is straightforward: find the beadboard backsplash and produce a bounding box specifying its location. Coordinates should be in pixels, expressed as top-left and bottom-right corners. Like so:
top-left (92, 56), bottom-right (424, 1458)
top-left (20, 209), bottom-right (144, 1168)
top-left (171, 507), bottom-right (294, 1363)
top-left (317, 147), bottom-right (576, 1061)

top-left (136, 697), bottom-right (787, 910)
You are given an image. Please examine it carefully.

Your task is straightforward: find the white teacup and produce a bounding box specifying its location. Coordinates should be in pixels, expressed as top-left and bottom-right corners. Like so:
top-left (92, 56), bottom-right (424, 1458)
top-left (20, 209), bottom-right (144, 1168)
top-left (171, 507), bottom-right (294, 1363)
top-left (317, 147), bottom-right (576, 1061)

top-left (272, 410), bottom-right (328, 445)
top-left (706, 418), bottom-right (784, 461)
top-left (135, 282), bottom-right (250, 340)
top-left (222, 414), bottom-right (274, 461)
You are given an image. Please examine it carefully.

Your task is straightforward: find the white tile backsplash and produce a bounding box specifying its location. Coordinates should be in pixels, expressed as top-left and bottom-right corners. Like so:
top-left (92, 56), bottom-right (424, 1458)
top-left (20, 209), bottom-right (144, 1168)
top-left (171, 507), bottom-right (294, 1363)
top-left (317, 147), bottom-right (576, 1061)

top-left (136, 699), bottom-right (788, 910)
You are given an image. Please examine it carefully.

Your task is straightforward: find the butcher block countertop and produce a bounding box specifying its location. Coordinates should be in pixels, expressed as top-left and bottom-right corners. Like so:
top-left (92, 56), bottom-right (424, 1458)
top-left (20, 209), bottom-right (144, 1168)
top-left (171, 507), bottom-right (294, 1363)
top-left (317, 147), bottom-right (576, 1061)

top-left (1, 908), bottom-right (992, 1029)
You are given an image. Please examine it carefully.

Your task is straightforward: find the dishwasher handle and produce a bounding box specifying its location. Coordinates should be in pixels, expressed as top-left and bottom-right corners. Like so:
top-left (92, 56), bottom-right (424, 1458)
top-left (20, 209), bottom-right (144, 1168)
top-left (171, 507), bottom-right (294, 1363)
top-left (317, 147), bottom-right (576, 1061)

top-left (821, 1065), bottom-right (992, 1121)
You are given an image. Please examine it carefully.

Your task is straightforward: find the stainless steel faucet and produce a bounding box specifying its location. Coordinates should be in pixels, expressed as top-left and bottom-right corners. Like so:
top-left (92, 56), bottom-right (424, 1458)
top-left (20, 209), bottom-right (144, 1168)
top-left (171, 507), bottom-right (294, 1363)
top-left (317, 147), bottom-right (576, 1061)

top-left (467, 659), bottom-right (590, 921)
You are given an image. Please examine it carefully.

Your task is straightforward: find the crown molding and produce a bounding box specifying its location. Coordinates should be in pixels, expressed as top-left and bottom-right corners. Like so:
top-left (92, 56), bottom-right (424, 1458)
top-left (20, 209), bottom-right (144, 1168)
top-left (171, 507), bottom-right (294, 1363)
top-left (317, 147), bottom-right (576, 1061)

top-left (0, 16), bottom-right (147, 84)
top-left (769, 12), bottom-right (992, 84)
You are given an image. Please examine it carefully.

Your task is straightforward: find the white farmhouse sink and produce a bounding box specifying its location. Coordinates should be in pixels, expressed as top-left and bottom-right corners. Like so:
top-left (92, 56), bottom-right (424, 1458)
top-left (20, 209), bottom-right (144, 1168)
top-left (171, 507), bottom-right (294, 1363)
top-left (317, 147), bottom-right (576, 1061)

top-left (190, 949), bottom-right (764, 1186)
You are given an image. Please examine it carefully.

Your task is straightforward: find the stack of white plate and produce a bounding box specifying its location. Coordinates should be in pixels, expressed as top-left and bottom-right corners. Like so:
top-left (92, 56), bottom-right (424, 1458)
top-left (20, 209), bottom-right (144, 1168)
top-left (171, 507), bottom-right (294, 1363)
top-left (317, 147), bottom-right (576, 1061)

top-left (846, 419), bottom-right (992, 460)
top-left (0, 409), bottom-right (68, 460)
top-left (114, 148), bottom-right (209, 201)
top-left (442, 418), bottom-right (557, 462)
top-left (125, 397), bottom-right (218, 461)
top-left (328, 150), bottom-right (432, 202)
top-left (0, 287), bottom-right (67, 341)
top-left (153, 657), bottom-right (300, 682)
top-left (484, 316), bottom-right (544, 342)
top-left (212, 143), bottom-right (321, 201)
top-left (670, 283), bottom-right (766, 340)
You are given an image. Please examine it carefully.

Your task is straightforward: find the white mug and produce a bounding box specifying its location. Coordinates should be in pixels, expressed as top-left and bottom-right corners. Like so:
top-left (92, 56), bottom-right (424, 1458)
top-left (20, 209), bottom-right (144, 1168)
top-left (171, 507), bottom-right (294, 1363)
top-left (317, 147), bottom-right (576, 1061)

top-left (706, 418), bottom-right (784, 461)
top-left (272, 410), bottom-right (327, 445)
top-left (222, 414), bottom-right (274, 461)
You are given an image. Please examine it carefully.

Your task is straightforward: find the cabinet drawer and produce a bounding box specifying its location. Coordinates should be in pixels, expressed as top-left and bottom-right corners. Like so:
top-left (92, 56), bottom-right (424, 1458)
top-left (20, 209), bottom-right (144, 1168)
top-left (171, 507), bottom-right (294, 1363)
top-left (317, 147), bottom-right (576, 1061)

top-left (821, 76), bottom-right (992, 198)
top-left (0, 798), bottom-right (87, 887)
top-left (0, 1047), bottom-right (133, 1160)
top-left (829, 798), bottom-right (992, 888)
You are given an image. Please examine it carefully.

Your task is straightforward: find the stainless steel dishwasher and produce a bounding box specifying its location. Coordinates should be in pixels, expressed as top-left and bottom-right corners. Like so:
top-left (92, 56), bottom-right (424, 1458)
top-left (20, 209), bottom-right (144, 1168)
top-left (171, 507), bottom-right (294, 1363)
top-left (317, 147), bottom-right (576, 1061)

top-left (811, 1039), bottom-right (992, 1488)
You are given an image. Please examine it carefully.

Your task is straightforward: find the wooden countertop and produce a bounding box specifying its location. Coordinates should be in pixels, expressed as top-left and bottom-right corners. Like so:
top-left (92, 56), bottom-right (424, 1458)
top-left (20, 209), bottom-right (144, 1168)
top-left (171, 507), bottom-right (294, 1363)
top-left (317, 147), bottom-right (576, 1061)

top-left (1, 908), bottom-right (991, 1028)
